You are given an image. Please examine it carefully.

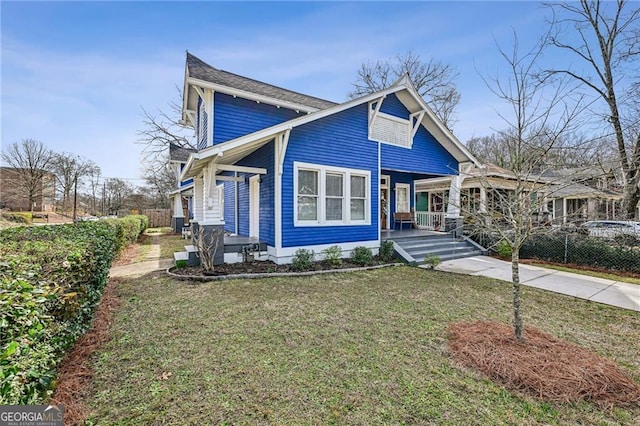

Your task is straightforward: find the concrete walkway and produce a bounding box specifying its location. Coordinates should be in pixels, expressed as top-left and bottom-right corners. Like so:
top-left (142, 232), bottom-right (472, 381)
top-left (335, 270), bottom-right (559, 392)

top-left (435, 256), bottom-right (640, 312)
top-left (109, 234), bottom-right (173, 278)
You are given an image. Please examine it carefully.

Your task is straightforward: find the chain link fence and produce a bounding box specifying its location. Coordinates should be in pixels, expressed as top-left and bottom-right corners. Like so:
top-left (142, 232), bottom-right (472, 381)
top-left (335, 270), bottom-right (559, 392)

top-left (471, 230), bottom-right (640, 274)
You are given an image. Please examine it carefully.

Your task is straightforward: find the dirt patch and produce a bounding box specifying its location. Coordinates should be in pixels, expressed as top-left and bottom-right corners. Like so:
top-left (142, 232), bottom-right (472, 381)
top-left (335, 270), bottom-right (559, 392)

top-left (49, 279), bottom-right (122, 425)
top-left (111, 243), bottom-right (141, 267)
top-left (448, 320), bottom-right (640, 408)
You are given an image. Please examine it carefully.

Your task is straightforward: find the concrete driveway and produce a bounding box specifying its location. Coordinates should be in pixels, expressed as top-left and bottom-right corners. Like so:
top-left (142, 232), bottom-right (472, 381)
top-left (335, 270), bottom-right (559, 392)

top-left (434, 256), bottom-right (640, 312)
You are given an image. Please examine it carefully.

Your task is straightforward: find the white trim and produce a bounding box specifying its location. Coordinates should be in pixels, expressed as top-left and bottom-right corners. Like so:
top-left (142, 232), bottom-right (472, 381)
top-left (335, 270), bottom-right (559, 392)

top-left (269, 240), bottom-right (380, 264)
top-left (217, 183), bottom-right (224, 222)
top-left (215, 175), bottom-right (244, 183)
top-left (293, 161), bottom-right (371, 227)
top-left (249, 175), bottom-right (260, 238)
top-left (216, 164), bottom-right (267, 175)
top-left (381, 173), bottom-right (390, 231)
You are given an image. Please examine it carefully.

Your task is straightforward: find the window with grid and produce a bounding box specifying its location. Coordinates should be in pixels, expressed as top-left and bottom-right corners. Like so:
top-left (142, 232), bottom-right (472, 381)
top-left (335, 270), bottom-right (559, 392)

top-left (294, 163), bottom-right (370, 226)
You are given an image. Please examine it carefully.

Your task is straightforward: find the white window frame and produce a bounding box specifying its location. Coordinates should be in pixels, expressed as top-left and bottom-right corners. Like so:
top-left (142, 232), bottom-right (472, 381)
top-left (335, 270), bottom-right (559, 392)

top-left (294, 162), bottom-right (371, 227)
top-left (396, 183), bottom-right (410, 213)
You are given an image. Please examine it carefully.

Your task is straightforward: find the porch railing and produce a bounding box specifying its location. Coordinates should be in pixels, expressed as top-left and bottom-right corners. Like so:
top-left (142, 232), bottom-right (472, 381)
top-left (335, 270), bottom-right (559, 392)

top-left (414, 211), bottom-right (444, 230)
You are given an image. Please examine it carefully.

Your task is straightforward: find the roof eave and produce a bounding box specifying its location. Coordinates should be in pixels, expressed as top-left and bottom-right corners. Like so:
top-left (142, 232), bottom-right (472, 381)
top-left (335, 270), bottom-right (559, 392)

top-left (186, 77), bottom-right (323, 114)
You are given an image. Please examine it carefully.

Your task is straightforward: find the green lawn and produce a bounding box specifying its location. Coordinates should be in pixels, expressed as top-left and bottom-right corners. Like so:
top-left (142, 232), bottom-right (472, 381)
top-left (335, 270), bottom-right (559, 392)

top-left (89, 267), bottom-right (640, 425)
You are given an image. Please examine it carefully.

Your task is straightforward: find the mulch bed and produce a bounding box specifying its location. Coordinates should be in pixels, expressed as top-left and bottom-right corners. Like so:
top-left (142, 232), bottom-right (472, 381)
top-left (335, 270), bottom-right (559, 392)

top-left (448, 320), bottom-right (640, 409)
top-left (49, 278), bottom-right (123, 425)
top-left (174, 259), bottom-right (391, 277)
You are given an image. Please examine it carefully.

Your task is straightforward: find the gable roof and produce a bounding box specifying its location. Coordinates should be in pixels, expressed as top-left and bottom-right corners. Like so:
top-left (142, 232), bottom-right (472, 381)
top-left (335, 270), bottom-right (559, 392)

top-left (183, 53), bottom-right (337, 119)
top-left (180, 75), bottom-right (480, 180)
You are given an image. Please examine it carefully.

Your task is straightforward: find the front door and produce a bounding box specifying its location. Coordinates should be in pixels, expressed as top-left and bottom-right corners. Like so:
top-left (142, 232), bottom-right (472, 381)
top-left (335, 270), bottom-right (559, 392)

top-left (249, 175), bottom-right (260, 238)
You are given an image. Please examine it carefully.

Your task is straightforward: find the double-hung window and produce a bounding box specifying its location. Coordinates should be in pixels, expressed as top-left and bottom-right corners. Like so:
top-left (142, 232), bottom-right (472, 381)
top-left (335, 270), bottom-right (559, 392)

top-left (295, 162), bottom-right (370, 226)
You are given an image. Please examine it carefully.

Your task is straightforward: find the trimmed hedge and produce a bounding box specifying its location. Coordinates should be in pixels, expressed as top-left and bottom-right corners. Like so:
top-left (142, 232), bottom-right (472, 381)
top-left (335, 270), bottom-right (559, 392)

top-left (1, 212), bottom-right (32, 224)
top-left (520, 233), bottom-right (640, 273)
top-left (0, 215), bottom-right (147, 404)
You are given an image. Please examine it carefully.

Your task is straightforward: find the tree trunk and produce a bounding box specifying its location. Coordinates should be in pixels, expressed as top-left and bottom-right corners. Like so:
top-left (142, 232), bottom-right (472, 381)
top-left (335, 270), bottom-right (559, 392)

top-left (511, 249), bottom-right (523, 342)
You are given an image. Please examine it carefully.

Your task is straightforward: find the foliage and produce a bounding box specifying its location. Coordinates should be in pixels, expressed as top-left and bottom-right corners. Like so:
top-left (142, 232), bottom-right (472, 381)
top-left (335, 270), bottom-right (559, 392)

top-left (423, 255), bottom-right (441, 269)
top-left (520, 233), bottom-right (640, 274)
top-left (496, 240), bottom-right (513, 258)
top-left (175, 259), bottom-right (187, 269)
top-left (378, 240), bottom-right (395, 262)
top-left (0, 212), bottom-right (32, 224)
top-left (321, 245), bottom-right (343, 267)
top-left (291, 249), bottom-right (315, 271)
top-left (350, 246), bottom-right (374, 266)
top-left (0, 216), bottom-right (141, 404)
top-left (103, 215), bottom-right (148, 253)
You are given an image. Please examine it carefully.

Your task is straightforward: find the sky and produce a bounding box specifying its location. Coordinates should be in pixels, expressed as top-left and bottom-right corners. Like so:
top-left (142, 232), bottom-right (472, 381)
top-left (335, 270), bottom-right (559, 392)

top-left (1, 1), bottom-right (574, 184)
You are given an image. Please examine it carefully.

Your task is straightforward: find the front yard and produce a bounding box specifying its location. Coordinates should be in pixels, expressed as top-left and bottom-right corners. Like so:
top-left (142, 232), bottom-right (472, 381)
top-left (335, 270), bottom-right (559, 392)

top-left (85, 266), bottom-right (640, 424)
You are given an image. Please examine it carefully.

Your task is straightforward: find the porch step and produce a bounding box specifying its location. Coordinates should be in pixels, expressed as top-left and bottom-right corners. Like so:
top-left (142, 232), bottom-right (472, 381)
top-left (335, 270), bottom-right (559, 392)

top-left (391, 233), bottom-right (486, 264)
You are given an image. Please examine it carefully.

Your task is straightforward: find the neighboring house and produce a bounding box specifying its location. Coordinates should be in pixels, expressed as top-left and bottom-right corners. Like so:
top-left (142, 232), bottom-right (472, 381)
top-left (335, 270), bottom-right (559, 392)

top-left (169, 143), bottom-right (196, 232)
top-left (415, 163), bottom-right (627, 226)
top-left (0, 167), bottom-right (56, 212)
top-left (177, 53), bottom-right (479, 264)
top-left (542, 166), bottom-right (631, 223)
top-left (415, 164), bottom-right (546, 227)
top-left (545, 182), bottom-right (622, 224)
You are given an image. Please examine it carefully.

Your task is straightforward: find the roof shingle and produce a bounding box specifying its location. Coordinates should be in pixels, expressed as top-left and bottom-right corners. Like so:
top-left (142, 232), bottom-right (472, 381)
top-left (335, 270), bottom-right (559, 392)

top-left (186, 53), bottom-right (337, 110)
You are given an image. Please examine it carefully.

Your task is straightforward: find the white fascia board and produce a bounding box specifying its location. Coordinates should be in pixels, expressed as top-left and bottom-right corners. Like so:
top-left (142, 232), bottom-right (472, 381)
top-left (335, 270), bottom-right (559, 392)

top-left (168, 182), bottom-right (194, 195)
top-left (394, 80), bottom-right (480, 167)
top-left (179, 152), bottom-right (200, 181)
top-left (216, 164), bottom-right (267, 175)
top-left (181, 61), bottom-right (191, 124)
top-left (186, 77), bottom-right (322, 114)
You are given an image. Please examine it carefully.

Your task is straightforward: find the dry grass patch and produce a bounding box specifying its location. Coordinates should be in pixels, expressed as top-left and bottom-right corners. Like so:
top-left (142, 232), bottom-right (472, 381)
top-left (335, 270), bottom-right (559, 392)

top-left (448, 320), bottom-right (640, 408)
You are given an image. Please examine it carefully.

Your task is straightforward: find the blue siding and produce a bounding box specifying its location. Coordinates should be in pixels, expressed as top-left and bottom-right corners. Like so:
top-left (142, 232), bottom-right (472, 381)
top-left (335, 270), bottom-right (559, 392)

top-left (378, 93), bottom-right (408, 119)
top-left (381, 123), bottom-right (458, 176)
top-left (282, 104), bottom-right (379, 248)
top-left (213, 93), bottom-right (304, 145)
top-left (234, 142), bottom-right (275, 246)
top-left (179, 177), bottom-right (193, 188)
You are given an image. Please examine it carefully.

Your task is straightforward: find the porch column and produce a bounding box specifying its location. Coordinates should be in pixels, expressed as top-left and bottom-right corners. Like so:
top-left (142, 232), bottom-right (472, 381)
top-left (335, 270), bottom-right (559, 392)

top-left (193, 175), bottom-right (204, 223)
top-left (171, 193), bottom-right (185, 233)
top-left (200, 163), bottom-right (224, 266)
top-left (479, 187), bottom-right (487, 213)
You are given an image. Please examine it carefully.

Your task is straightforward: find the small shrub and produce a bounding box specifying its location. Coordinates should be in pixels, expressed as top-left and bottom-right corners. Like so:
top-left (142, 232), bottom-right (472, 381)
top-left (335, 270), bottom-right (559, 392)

top-left (292, 248), bottom-right (315, 271)
top-left (322, 245), bottom-right (343, 267)
top-left (496, 240), bottom-right (512, 258)
top-left (175, 259), bottom-right (187, 268)
top-left (423, 255), bottom-right (441, 269)
top-left (378, 240), bottom-right (395, 262)
top-left (350, 246), bottom-right (374, 266)
top-left (1, 212), bottom-right (32, 224)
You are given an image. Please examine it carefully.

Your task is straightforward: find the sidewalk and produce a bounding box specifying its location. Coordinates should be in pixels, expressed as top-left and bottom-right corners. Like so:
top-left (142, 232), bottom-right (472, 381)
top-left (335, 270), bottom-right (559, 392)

top-left (109, 234), bottom-right (173, 278)
top-left (435, 256), bottom-right (640, 312)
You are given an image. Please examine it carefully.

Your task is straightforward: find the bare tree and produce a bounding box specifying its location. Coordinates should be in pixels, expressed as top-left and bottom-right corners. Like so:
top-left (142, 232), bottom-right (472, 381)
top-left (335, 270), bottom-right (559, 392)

top-left (50, 152), bottom-right (99, 218)
top-left (467, 131), bottom-right (603, 169)
top-left (349, 51), bottom-right (461, 129)
top-left (0, 139), bottom-right (54, 212)
top-left (84, 164), bottom-right (102, 215)
top-left (102, 178), bottom-right (135, 215)
top-left (470, 32), bottom-right (585, 341)
top-left (546, 0), bottom-right (640, 218)
top-left (137, 95), bottom-right (196, 204)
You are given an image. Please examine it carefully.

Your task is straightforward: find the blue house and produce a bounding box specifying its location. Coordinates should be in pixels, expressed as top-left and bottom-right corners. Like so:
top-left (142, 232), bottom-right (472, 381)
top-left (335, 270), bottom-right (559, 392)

top-left (174, 53), bottom-right (481, 264)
